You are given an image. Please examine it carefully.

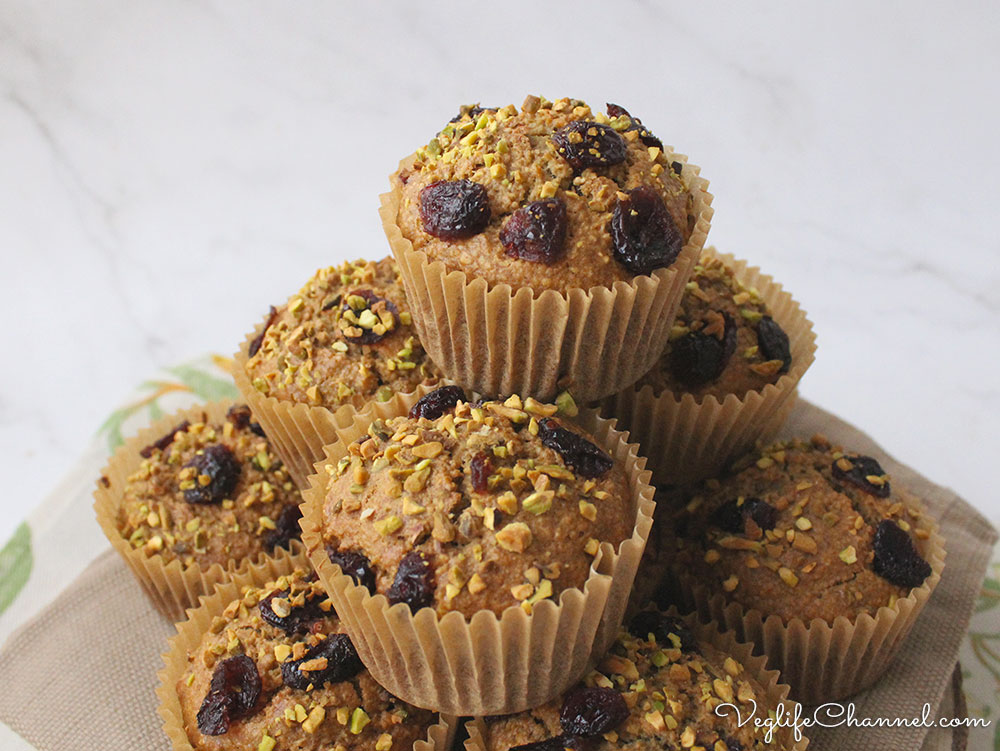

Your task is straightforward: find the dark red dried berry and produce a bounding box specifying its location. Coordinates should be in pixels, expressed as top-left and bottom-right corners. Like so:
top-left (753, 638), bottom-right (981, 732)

top-left (419, 180), bottom-right (491, 240)
top-left (610, 184), bottom-right (683, 275)
top-left (196, 655), bottom-right (261, 736)
top-left (499, 198), bottom-right (568, 265)
top-left (248, 305), bottom-right (278, 357)
top-left (140, 420), bottom-right (190, 458)
top-left (470, 451), bottom-right (492, 493)
top-left (259, 588), bottom-right (325, 634)
top-left (182, 445), bottom-right (241, 504)
top-left (510, 736), bottom-right (590, 751)
top-left (226, 405), bottom-right (265, 436)
top-left (756, 316), bottom-right (792, 373)
top-left (670, 160), bottom-right (684, 176)
top-left (628, 611), bottom-right (698, 652)
top-left (409, 385), bottom-right (466, 420)
top-left (281, 633), bottom-right (363, 690)
top-left (340, 290), bottom-right (399, 345)
top-left (831, 455), bottom-right (891, 498)
top-left (326, 547), bottom-right (377, 593)
top-left (668, 314), bottom-right (737, 388)
top-left (538, 419), bottom-right (613, 479)
top-left (560, 686), bottom-right (629, 737)
top-left (711, 497), bottom-right (778, 535)
top-left (263, 504), bottom-right (302, 551)
top-left (605, 103), bottom-right (663, 150)
top-left (872, 520), bottom-right (931, 588)
top-left (553, 121), bottom-right (627, 170)
top-left (387, 552), bottom-right (435, 612)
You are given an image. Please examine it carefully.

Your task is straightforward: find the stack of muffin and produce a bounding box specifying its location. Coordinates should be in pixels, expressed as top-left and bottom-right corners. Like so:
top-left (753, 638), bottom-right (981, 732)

top-left (94, 96), bottom-right (945, 751)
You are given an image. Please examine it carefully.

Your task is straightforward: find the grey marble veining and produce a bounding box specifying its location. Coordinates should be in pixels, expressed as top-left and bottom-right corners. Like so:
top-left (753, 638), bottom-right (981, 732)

top-left (1, 1), bottom-right (998, 544)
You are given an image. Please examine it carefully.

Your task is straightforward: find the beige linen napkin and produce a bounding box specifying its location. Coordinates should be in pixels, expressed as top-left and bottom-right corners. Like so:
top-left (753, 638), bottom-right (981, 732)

top-left (0, 400), bottom-right (993, 751)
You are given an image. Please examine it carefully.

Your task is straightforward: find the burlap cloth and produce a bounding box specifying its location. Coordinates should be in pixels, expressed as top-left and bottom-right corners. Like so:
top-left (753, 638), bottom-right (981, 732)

top-left (0, 399), bottom-right (993, 751)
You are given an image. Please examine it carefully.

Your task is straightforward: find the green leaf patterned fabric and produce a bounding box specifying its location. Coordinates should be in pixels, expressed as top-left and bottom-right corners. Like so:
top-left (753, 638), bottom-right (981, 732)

top-left (0, 523), bottom-right (32, 616)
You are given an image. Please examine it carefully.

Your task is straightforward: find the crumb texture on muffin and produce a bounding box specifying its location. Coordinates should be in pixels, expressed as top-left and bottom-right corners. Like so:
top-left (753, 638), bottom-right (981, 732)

top-left (177, 568), bottom-right (437, 750)
top-left (483, 611), bottom-right (793, 751)
top-left (395, 97), bottom-right (697, 292)
top-left (634, 253), bottom-right (793, 400)
top-left (116, 404), bottom-right (302, 568)
top-left (320, 388), bottom-right (633, 618)
top-left (657, 435), bottom-right (934, 623)
top-left (244, 257), bottom-right (441, 407)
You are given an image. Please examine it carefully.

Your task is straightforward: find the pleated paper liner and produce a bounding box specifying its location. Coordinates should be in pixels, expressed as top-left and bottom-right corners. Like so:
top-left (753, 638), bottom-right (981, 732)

top-left (601, 250), bottom-right (817, 487)
top-left (380, 152), bottom-right (714, 404)
top-left (233, 318), bottom-right (422, 490)
top-left (665, 501), bottom-right (946, 705)
top-left (462, 608), bottom-right (809, 751)
top-left (298, 386), bottom-right (656, 716)
top-left (155, 545), bottom-right (456, 751)
top-left (93, 398), bottom-right (307, 621)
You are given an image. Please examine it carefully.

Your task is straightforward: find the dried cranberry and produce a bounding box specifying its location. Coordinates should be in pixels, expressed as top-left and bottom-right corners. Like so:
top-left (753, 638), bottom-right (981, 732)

top-left (510, 736), bottom-right (590, 751)
top-left (560, 686), bottom-right (629, 737)
top-left (182, 445), bottom-right (241, 504)
top-left (248, 305), bottom-right (278, 357)
top-left (387, 552), bottom-right (435, 612)
top-left (226, 405), bottom-right (252, 431)
top-left (500, 198), bottom-right (568, 265)
top-left (281, 633), bottom-right (363, 690)
top-left (140, 420), bottom-right (190, 458)
top-left (610, 184), bottom-right (683, 275)
top-left (470, 451), bottom-right (492, 493)
top-left (872, 520), bottom-right (931, 588)
top-left (756, 316), bottom-right (792, 373)
top-left (831, 455), bottom-right (891, 498)
top-left (196, 655), bottom-right (261, 736)
top-left (538, 419), bottom-right (613, 479)
top-left (711, 497), bottom-right (778, 535)
top-left (419, 180), bottom-right (491, 240)
top-left (259, 588), bottom-right (325, 634)
top-left (326, 547), bottom-right (377, 593)
top-left (553, 121), bottom-right (627, 170)
top-left (409, 385), bottom-right (466, 420)
top-left (340, 290), bottom-right (399, 345)
top-left (605, 103), bottom-right (663, 150)
top-left (669, 313), bottom-right (736, 387)
top-left (628, 611), bottom-right (698, 652)
top-left (263, 504), bottom-right (302, 551)
top-left (670, 160), bottom-right (684, 176)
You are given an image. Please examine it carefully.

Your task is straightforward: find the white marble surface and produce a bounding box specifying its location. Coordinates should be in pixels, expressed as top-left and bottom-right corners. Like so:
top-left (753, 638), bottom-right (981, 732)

top-left (1, 1), bottom-right (998, 546)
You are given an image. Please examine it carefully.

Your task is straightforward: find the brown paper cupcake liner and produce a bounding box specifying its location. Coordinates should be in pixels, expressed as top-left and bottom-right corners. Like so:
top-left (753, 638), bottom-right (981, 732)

top-left (299, 386), bottom-right (656, 716)
top-left (669, 507), bottom-right (946, 705)
top-left (93, 399), bottom-right (306, 622)
top-left (380, 153), bottom-right (713, 403)
top-left (601, 250), bottom-right (817, 487)
top-left (155, 545), bottom-right (455, 751)
top-left (462, 608), bottom-right (809, 751)
top-left (233, 320), bottom-right (383, 489)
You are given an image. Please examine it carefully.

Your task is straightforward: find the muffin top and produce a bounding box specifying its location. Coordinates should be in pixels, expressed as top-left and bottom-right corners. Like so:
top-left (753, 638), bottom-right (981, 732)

top-left (320, 386), bottom-right (633, 618)
top-left (658, 436), bottom-right (934, 623)
top-left (483, 610), bottom-right (792, 751)
top-left (115, 404), bottom-right (302, 568)
top-left (634, 253), bottom-right (792, 400)
top-left (176, 568), bottom-right (437, 751)
top-left (243, 257), bottom-right (441, 407)
top-left (394, 96), bottom-right (697, 292)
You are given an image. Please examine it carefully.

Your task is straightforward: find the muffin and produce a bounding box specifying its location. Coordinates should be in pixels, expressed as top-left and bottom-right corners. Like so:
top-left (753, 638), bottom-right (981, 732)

top-left (469, 610), bottom-right (805, 751)
top-left (94, 400), bottom-right (304, 619)
top-left (601, 250), bottom-right (815, 486)
top-left (233, 257), bottom-right (442, 487)
top-left (158, 550), bottom-right (452, 751)
top-left (319, 387), bottom-right (632, 617)
top-left (300, 385), bottom-right (655, 715)
top-left (382, 96), bottom-right (714, 402)
top-left (652, 435), bottom-right (945, 702)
